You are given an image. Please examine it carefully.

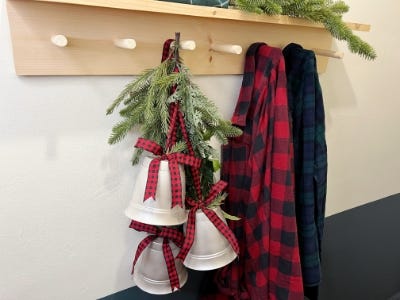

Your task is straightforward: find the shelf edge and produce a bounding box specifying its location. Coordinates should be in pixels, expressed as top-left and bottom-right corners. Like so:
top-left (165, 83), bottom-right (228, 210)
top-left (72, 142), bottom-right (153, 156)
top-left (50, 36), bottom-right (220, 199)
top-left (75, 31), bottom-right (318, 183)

top-left (32, 0), bottom-right (370, 31)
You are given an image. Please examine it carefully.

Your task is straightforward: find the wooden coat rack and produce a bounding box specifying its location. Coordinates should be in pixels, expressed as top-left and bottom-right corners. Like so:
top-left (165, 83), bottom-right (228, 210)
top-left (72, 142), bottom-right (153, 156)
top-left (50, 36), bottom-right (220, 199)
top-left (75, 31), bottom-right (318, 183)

top-left (6, 0), bottom-right (371, 75)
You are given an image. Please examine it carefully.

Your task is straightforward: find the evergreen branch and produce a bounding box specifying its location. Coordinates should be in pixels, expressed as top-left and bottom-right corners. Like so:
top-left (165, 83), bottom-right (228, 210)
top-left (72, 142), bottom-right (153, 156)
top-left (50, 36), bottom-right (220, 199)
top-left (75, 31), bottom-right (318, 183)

top-left (200, 159), bottom-right (215, 196)
top-left (213, 129), bottom-right (229, 145)
top-left (221, 210), bottom-right (241, 221)
top-left (235, 0), bottom-right (279, 14)
top-left (158, 96), bottom-right (170, 135)
top-left (218, 120), bottom-right (243, 138)
top-left (118, 99), bottom-right (146, 118)
top-left (208, 192), bottom-right (228, 208)
top-left (260, 0), bottom-right (283, 15)
top-left (167, 141), bottom-right (187, 154)
top-left (106, 84), bottom-right (135, 115)
top-left (328, 1), bottom-right (349, 15)
top-left (108, 118), bottom-right (137, 145)
top-left (207, 193), bottom-right (241, 220)
top-left (131, 148), bottom-right (143, 165)
top-left (316, 11), bottom-right (377, 59)
top-left (230, 0), bottom-right (376, 60)
top-left (106, 68), bottom-right (156, 115)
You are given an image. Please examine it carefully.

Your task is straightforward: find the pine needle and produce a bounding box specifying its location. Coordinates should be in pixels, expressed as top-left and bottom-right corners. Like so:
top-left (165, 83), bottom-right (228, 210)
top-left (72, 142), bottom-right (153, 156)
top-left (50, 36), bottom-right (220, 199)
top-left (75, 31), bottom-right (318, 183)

top-left (108, 118), bottom-right (137, 145)
top-left (230, 0), bottom-right (376, 60)
top-left (167, 141), bottom-right (187, 154)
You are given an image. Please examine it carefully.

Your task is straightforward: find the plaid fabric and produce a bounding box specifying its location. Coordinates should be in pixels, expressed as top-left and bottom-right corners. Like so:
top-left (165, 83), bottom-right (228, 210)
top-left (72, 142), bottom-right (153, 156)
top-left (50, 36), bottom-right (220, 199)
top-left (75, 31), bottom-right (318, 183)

top-left (177, 180), bottom-right (239, 261)
top-left (170, 102), bottom-right (203, 199)
top-left (282, 43), bottom-right (328, 290)
top-left (166, 100), bottom-right (203, 199)
top-left (202, 43), bottom-right (303, 300)
top-left (162, 39), bottom-right (174, 62)
top-left (130, 220), bottom-right (184, 291)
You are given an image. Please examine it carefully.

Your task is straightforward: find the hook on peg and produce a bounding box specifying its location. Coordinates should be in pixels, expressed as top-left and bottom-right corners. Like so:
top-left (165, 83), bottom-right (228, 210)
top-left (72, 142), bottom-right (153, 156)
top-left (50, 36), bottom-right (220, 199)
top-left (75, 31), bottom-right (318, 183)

top-left (210, 43), bottom-right (242, 55)
top-left (114, 38), bottom-right (137, 50)
top-left (51, 34), bottom-right (68, 47)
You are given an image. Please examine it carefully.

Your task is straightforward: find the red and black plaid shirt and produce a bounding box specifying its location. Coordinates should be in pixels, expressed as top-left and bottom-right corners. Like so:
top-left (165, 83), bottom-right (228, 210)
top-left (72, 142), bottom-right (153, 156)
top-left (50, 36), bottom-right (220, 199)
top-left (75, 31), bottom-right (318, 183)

top-left (204, 43), bottom-right (303, 300)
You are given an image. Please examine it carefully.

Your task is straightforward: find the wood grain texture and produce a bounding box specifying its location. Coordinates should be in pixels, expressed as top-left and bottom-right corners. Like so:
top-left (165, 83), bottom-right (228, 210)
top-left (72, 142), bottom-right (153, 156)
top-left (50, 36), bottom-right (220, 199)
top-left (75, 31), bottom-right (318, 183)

top-left (6, 0), bottom-right (370, 75)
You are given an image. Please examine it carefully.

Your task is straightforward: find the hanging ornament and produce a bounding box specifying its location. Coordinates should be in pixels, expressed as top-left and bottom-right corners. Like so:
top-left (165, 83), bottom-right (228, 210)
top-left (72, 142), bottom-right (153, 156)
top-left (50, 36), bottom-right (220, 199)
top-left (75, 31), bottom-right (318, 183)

top-left (124, 136), bottom-right (201, 226)
top-left (177, 180), bottom-right (239, 270)
top-left (130, 221), bottom-right (188, 294)
top-left (107, 33), bottom-right (242, 295)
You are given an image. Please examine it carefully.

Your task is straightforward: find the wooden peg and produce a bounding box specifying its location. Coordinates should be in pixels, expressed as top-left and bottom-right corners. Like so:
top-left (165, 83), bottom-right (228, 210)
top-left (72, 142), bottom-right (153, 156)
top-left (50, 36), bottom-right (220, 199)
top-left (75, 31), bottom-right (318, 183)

top-left (313, 48), bottom-right (344, 59)
top-left (210, 43), bottom-right (242, 54)
top-left (172, 40), bottom-right (196, 50)
top-left (51, 34), bottom-right (68, 47)
top-left (114, 38), bottom-right (137, 50)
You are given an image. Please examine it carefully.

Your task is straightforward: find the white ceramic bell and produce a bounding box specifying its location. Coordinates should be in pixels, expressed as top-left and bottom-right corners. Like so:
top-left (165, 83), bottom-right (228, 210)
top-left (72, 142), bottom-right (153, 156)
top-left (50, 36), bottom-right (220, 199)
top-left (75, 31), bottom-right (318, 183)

top-left (183, 207), bottom-right (238, 271)
top-left (125, 156), bottom-right (187, 226)
top-left (133, 237), bottom-right (188, 294)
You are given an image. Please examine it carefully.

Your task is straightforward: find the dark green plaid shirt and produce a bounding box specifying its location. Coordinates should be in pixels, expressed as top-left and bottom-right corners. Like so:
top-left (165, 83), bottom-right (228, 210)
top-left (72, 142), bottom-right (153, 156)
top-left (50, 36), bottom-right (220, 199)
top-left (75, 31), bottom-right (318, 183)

top-left (283, 43), bottom-right (328, 288)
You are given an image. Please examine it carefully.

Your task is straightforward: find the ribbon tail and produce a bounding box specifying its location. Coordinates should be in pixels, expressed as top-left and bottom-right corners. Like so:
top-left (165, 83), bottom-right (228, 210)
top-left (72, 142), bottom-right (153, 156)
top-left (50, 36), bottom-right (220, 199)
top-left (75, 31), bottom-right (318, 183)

top-left (177, 209), bottom-right (196, 261)
top-left (168, 159), bottom-right (183, 208)
top-left (203, 209), bottom-right (240, 255)
top-left (191, 166), bottom-right (202, 200)
top-left (166, 103), bottom-right (179, 149)
top-left (143, 159), bottom-right (161, 202)
top-left (163, 239), bottom-right (180, 292)
top-left (132, 235), bottom-right (156, 274)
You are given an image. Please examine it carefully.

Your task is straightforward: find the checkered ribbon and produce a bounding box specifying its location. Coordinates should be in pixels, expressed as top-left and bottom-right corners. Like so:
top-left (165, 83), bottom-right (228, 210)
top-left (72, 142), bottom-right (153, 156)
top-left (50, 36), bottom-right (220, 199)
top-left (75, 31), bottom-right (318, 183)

top-left (166, 102), bottom-right (203, 200)
top-left (135, 137), bottom-right (201, 208)
top-left (178, 109), bottom-right (203, 200)
top-left (162, 38), bottom-right (175, 63)
top-left (130, 220), bottom-right (184, 292)
top-left (162, 38), bottom-right (203, 201)
top-left (177, 180), bottom-right (240, 261)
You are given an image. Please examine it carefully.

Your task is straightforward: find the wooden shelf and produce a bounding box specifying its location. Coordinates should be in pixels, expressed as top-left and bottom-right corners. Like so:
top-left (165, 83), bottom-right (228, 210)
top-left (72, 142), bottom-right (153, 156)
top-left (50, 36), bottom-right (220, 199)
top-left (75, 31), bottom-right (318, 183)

top-left (6, 0), bottom-right (371, 75)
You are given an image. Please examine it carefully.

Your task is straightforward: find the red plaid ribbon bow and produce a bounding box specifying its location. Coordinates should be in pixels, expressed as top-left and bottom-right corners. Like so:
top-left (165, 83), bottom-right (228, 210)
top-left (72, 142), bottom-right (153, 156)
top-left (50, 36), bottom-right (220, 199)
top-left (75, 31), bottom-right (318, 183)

top-left (130, 220), bottom-right (184, 292)
top-left (177, 180), bottom-right (240, 261)
top-left (135, 137), bottom-right (201, 208)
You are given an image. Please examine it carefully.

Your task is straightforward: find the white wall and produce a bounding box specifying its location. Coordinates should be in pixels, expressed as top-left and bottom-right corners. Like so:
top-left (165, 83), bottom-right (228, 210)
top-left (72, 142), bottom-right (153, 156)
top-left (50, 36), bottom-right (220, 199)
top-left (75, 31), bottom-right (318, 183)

top-left (321, 0), bottom-right (400, 215)
top-left (0, 0), bottom-right (399, 299)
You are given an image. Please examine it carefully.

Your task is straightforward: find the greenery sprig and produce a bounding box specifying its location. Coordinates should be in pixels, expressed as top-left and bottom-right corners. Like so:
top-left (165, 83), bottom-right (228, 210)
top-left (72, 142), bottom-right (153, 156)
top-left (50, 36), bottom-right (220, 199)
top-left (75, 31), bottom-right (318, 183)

top-left (231, 0), bottom-right (376, 60)
top-left (106, 42), bottom-right (242, 198)
top-left (208, 192), bottom-right (241, 221)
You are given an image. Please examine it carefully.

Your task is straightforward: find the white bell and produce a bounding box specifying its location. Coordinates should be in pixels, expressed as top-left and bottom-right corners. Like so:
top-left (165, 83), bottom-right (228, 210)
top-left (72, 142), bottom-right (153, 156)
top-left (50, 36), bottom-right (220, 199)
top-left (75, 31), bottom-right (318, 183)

top-left (125, 156), bottom-right (187, 226)
top-left (183, 207), bottom-right (238, 271)
top-left (133, 237), bottom-right (188, 294)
